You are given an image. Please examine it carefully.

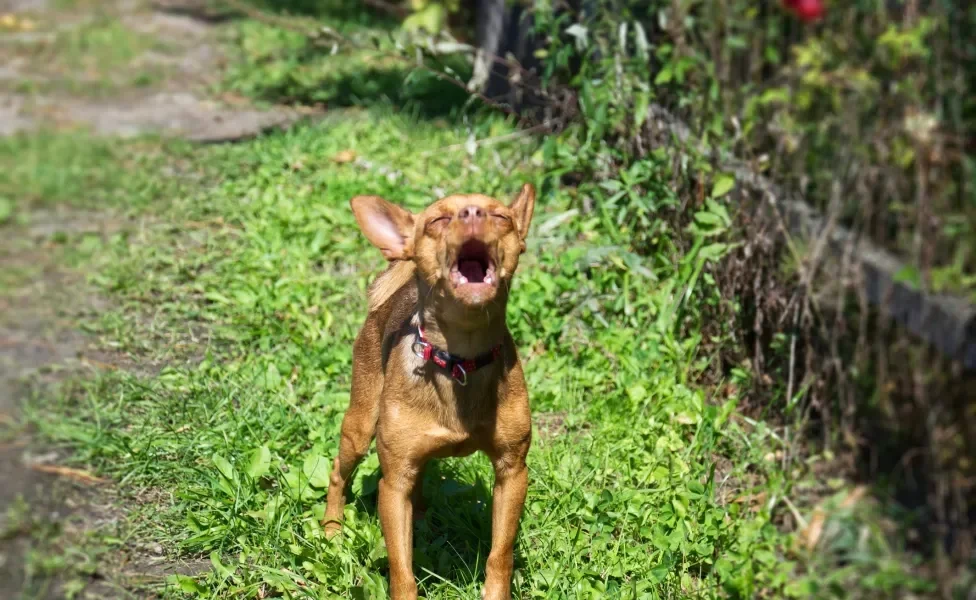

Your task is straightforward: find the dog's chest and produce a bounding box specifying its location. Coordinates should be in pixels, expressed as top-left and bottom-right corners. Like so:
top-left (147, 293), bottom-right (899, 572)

top-left (429, 370), bottom-right (499, 429)
top-left (407, 400), bottom-right (493, 459)
top-left (393, 341), bottom-right (501, 454)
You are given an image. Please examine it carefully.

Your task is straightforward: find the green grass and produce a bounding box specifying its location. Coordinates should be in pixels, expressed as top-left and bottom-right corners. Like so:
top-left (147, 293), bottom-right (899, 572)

top-left (0, 132), bottom-right (185, 213)
top-left (9, 111), bottom-right (934, 599)
top-left (3, 6), bottom-right (948, 600)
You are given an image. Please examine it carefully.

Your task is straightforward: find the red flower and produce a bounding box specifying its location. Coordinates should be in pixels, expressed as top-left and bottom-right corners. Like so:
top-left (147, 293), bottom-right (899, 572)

top-left (783, 0), bottom-right (825, 22)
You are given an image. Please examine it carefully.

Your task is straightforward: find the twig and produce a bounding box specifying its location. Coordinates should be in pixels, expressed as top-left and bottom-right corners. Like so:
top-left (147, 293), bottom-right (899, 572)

top-left (781, 494), bottom-right (808, 530)
top-left (353, 157), bottom-right (403, 183)
top-left (81, 357), bottom-right (119, 371)
top-left (785, 301), bottom-right (800, 412)
top-left (31, 464), bottom-right (106, 485)
top-left (419, 123), bottom-right (548, 157)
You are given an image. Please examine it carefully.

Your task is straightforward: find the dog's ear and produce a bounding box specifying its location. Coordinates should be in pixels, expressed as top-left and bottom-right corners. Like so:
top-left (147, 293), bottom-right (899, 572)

top-left (509, 183), bottom-right (536, 242)
top-left (350, 196), bottom-right (415, 260)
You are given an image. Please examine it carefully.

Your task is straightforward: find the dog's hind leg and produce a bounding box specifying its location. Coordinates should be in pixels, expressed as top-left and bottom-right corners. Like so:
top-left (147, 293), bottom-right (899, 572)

top-left (324, 332), bottom-right (383, 538)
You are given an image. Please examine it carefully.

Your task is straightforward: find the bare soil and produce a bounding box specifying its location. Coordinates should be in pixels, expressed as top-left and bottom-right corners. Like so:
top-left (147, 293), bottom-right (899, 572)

top-left (0, 0), bottom-right (311, 140)
top-left (0, 0), bottom-right (311, 596)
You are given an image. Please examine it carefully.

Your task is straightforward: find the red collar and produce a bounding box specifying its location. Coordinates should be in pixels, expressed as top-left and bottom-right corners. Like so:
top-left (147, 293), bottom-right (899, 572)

top-left (411, 326), bottom-right (501, 386)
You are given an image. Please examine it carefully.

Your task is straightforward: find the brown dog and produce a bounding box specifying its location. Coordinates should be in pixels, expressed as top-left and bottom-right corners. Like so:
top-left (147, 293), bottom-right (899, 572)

top-left (323, 184), bottom-right (536, 600)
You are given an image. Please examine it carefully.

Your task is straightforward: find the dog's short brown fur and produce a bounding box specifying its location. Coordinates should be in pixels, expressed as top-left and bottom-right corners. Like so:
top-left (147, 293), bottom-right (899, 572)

top-left (323, 185), bottom-right (536, 600)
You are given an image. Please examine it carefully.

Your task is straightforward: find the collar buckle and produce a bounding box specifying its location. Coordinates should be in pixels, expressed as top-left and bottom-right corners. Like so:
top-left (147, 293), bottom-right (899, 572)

top-left (451, 363), bottom-right (468, 386)
top-left (412, 338), bottom-right (431, 360)
top-left (414, 325), bottom-right (495, 386)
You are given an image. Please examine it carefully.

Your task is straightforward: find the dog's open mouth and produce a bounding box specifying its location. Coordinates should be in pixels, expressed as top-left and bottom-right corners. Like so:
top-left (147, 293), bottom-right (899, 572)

top-left (450, 240), bottom-right (496, 287)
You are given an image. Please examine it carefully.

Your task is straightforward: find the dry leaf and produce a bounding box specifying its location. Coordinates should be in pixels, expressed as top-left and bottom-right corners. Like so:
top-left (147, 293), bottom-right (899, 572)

top-left (801, 485), bottom-right (868, 550)
top-left (31, 464), bottom-right (106, 485)
top-left (332, 150), bottom-right (357, 164)
top-left (732, 491), bottom-right (767, 512)
top-left (839, 485), bottom-right (867, 509)
top-left (82, 357), bottom-right (118, 370)
top-left (220, 92), bottom-right (251, 107)
top-left (802, 507), bottom-right (826, 551)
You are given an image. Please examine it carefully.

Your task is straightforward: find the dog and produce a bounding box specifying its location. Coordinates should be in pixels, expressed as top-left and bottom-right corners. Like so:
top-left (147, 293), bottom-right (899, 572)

top-left (323, 184), bottom-right (536, 600)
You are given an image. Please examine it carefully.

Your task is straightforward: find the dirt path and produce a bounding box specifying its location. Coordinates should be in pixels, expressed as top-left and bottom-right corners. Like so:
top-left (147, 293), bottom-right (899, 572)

top-left (1, 0), bottom-right (310, 140)
top-left (0, 1), bottom-right (311, 596)
top-left (0, 273), bottom-right (85, 597)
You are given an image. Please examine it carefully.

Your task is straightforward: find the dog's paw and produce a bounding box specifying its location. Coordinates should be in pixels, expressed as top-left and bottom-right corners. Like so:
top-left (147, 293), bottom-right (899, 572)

top-left (323, 521), bottom-right (342, 539)
top-left (481, 583), bottom-right (510, 600)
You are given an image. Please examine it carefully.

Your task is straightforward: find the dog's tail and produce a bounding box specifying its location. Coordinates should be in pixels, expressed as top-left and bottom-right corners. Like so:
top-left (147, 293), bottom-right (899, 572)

top-left (367, 260), bottom-right (416, 312)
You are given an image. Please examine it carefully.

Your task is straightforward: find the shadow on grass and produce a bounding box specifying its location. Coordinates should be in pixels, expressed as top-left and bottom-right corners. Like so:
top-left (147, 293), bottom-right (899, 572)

top-left (852, 374), bottom-right (976, 560)
top-left (350, 458), bottom-right (527, 591)
top-left (258, 66), bottom-right (482, 120)
top-left (223, 0), bottom-right (485, 121)
top-left (245, 0), bottom-right (400, 29)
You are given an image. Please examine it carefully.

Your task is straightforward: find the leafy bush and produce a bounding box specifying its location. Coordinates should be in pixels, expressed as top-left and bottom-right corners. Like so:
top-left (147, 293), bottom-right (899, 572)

top-left (518, 0), bottom-right (975, 582)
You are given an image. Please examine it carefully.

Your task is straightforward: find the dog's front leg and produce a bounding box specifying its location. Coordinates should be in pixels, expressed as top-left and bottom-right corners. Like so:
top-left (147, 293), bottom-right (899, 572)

top-left (378, 457), bottom-right (421, 599)
top-left (482, 452), bottom-right (529, 600)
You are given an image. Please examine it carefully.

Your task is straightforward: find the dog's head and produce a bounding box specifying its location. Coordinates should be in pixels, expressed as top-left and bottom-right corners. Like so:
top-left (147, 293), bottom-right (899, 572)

top-left (351, 184), bottom-right (535, 310)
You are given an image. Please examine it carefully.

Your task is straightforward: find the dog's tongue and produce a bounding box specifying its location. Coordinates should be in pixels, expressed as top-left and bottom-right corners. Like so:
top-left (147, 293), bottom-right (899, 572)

top-left (459, 260), bottom-right (485, 282)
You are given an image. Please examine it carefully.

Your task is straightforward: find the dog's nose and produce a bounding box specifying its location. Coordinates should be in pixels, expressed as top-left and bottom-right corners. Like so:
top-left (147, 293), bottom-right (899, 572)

top-left (458, 205), bottom-right (486, 236)
top-left (459, 205), bottom-right (485, 223)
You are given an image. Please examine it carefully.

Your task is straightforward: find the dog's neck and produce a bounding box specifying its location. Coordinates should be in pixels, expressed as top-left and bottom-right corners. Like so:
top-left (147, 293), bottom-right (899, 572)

top-left (415, 281), bottom-right (507, 359)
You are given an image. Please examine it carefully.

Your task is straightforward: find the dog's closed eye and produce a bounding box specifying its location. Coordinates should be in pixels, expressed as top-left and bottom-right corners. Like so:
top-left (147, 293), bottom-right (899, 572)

top-left (426, 216), bottom-right (451, 232)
